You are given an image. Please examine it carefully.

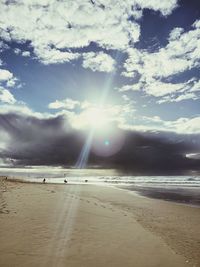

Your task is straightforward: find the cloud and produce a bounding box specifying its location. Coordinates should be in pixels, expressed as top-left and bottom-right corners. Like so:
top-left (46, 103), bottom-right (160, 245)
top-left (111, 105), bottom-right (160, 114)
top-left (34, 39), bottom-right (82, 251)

top-left (82, 52), bottom-right (115, 72)
top-left (190, 80), bottom-right (200, 92)
top-left (68, 105), bottom-right (125, 130)
top-left (121, 19), bottom-right (200, 102)
top-left (34, 47), bottom-right (80, 65)
top-left (0, 111), bottom-right (199, 174)
top-left (48, 97), bottom-right (133, 131)
top-left (3, 93), bottom-right (200, 135)
top-left (144, 80), bottom-right (186, 97)
top-left (0, 129), bottom-right (10, 151)
top-left (158, 92), bottom-right (198, 103)
top-left (119, 83), bottom-right (141, 92)
top-left (0, 68), bottom-right (20, 103)
top-left (49, 94), bottom-right (200, 135)
top-left (0, 41), bottom-right (9, 52)
top-left (48, 98), bottom-right (80, 110)
top-left (0, 69), bottom-right (13, 81)
top-left (123, 44), bottom-right (194, 82)
top-left (168, 27), bottom-right (184, 41)
top-left (0, 0), bottom-right (178, 65)
top-left (0, 113), bottom-right (77, 167)
top-left (0, 68), bottom-right (18, 88)
top-left (134, 0), bottom-right (178, 16)
top-left (21, 51), bottom-right (31, 57)
top-left (0, 101), bottom-right (55, 120)
top-left (0, 87), bottom-right (16, 104)
top-left (121, 115), bottom-right (200, 134)
top-left (186, 153), bottom-right (200, 160)
top-left (14, 48), bottom-right (21, 55)
top-left (14, 48), bottom-right (31, 57)
top-left (165, 117), bottom-right (200, 134)
top-left (119, 78), bottom-right (193, 98)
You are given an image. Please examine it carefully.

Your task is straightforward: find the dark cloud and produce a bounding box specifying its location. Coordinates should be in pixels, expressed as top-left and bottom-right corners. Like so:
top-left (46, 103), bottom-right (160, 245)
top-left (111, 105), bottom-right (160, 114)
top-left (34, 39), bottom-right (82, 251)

top-left (0, 112), bottom-right (200, 174)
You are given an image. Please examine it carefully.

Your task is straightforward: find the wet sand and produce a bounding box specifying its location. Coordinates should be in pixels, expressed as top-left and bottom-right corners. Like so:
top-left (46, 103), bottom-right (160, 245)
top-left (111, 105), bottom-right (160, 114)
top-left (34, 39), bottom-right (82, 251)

top-left (0, 177), bottom-right (199, 267)
top-left (120, 185), bottom-right (200, 206)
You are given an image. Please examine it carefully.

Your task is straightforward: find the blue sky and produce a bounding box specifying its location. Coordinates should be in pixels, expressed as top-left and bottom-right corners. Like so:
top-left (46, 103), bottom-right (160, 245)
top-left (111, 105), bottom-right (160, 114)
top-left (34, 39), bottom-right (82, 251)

top-left (0, 0), bottom-right (200, 170)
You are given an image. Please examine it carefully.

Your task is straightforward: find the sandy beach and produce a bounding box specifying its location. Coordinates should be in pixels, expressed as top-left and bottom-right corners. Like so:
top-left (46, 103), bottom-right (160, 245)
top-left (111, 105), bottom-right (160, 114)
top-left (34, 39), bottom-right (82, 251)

top-left (0, 177), bottom-right (199, 267)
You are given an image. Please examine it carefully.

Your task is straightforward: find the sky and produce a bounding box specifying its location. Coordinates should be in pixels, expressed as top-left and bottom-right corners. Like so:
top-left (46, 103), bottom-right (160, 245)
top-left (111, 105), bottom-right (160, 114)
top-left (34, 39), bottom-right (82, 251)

top-left (0, 0), bottom-right (200, 173)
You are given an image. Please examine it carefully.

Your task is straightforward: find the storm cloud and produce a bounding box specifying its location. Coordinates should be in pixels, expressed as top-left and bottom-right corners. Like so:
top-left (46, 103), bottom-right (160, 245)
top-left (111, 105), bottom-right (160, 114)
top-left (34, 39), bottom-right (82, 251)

top-left (0, 112), bottom-right (200, 174)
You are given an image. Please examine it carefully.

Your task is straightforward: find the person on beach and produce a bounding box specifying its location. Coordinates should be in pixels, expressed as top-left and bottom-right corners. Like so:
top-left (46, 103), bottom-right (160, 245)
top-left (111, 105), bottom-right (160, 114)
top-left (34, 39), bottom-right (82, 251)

top-left (64, 179), bottom-right (67, 184)
top-left (43, 178), bottom-right (46, 183)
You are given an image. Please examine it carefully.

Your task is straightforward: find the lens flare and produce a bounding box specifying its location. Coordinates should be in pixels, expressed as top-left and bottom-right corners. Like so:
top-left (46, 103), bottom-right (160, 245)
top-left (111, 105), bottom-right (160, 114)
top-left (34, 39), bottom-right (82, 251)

top-left (91, 127), bottom-right (125, 157)
top-left (104, 140), bottom-right (110, 146)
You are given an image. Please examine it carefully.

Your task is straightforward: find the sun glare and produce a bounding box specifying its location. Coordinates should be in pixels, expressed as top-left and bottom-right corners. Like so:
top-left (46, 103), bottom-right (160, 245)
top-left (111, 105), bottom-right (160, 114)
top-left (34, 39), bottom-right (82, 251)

top-left (85, 107), bottom-right (109, 129)
top-left (71, 105), bottom-right (115, 131)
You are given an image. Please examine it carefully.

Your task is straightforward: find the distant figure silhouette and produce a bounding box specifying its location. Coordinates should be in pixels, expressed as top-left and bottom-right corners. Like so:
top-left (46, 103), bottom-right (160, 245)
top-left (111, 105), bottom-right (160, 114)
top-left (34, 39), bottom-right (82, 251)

top-left (85, 179), bottom-right (88, 183)
top-left (43, 178), bottom-right (46, 183)
top-left (64, 179), bottom-right (68, 184)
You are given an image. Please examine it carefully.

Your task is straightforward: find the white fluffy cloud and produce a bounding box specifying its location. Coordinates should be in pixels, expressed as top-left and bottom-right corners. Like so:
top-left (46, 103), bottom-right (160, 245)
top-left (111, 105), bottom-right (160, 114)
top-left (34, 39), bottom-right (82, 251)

top-left (158, 92), bottom-right (198, 104)
top-left (0, 102), bottom-right (54, 119)
top-left (48, 98), bottom-right (80, 110)
top-left (82, 52), bottom-right (115, 72)
top-left (164, 117), bottom-right (200, 134)
top-left (21, 51), bottom-right (31, 57)
top-left (0, 0), bottom-right (178, 65)
top-left (67, 103), bottom-right (133, 130)
top-left (144, 80), bottom-right (187, 97)
top-left (121, 115), bottom-right (200, 134)
top-left (190, 80), bottom-right (200, 92)
top-left (48, 96), bottom-right (135, 130)
top-left (0, 68), bottom-right (18, 88)
top-left (0, 69), bottom-right (13, 81)
top-left (121, 19), bottom-right (200, 102)
top-left (0, 40), bottom-right (9, 53)
top-left (124, 21), bottom-right (200, 80)
top-left (119, 83), bottom-right (141, 92)
top-left (34, 47), bottom-right (79, 65)
top-left (0, 68), bottom-right (18, 105)
top-left (0, 87), bottom-right (16, 104)
top-left (134, 0), bottom-right (178, 16)
top-left (14, 48), bottom-right (31, 57)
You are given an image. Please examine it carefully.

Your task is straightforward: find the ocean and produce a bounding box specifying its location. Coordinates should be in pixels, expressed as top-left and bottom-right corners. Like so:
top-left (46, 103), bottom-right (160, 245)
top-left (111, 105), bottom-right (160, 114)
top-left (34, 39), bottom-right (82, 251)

top-left (0, 167), bottom-right (200, 188)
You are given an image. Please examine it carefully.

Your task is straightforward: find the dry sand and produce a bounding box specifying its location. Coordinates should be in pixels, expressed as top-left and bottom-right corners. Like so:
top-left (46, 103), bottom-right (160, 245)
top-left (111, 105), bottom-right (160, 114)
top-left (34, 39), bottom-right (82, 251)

top-left (0, 177), bottom-right (199, 267)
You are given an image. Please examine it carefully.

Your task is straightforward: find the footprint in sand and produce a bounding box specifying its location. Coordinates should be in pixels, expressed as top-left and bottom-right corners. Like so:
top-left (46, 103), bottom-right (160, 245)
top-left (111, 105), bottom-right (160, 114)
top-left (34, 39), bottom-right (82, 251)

top-left (0, 208), bottom-right (10, 214)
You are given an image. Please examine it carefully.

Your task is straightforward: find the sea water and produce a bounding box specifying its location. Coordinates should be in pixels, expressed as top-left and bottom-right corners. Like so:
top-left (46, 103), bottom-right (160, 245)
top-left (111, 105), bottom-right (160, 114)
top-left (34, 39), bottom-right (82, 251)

top-left (0, 167), bottom-right (200, 188)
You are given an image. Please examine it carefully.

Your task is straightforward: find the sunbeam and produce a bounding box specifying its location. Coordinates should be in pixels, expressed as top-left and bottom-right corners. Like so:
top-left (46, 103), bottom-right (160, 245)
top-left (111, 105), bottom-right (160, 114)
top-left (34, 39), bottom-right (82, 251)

top-left (75, 129), bottom-right (94, 169)
top-left (75, 51), bottom-right (122, 169)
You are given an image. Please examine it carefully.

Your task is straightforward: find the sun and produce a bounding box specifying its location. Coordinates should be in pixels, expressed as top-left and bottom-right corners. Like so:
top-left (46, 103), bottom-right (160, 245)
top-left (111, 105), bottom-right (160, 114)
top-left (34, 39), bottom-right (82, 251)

top-left (85, 107), bottom-right (109, 129)
top-left (71, 105), bottom-right (113, 131)
top-left (70, 103), bottom-right (121, 133)
top-left (71, 104), bottom-right (126, 159)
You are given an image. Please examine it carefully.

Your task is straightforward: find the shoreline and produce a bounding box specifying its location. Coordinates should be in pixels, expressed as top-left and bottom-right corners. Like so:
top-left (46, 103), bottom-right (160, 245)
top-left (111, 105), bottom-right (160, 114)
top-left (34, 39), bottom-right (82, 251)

top-left (4, 176), bottom-right (200, 207)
